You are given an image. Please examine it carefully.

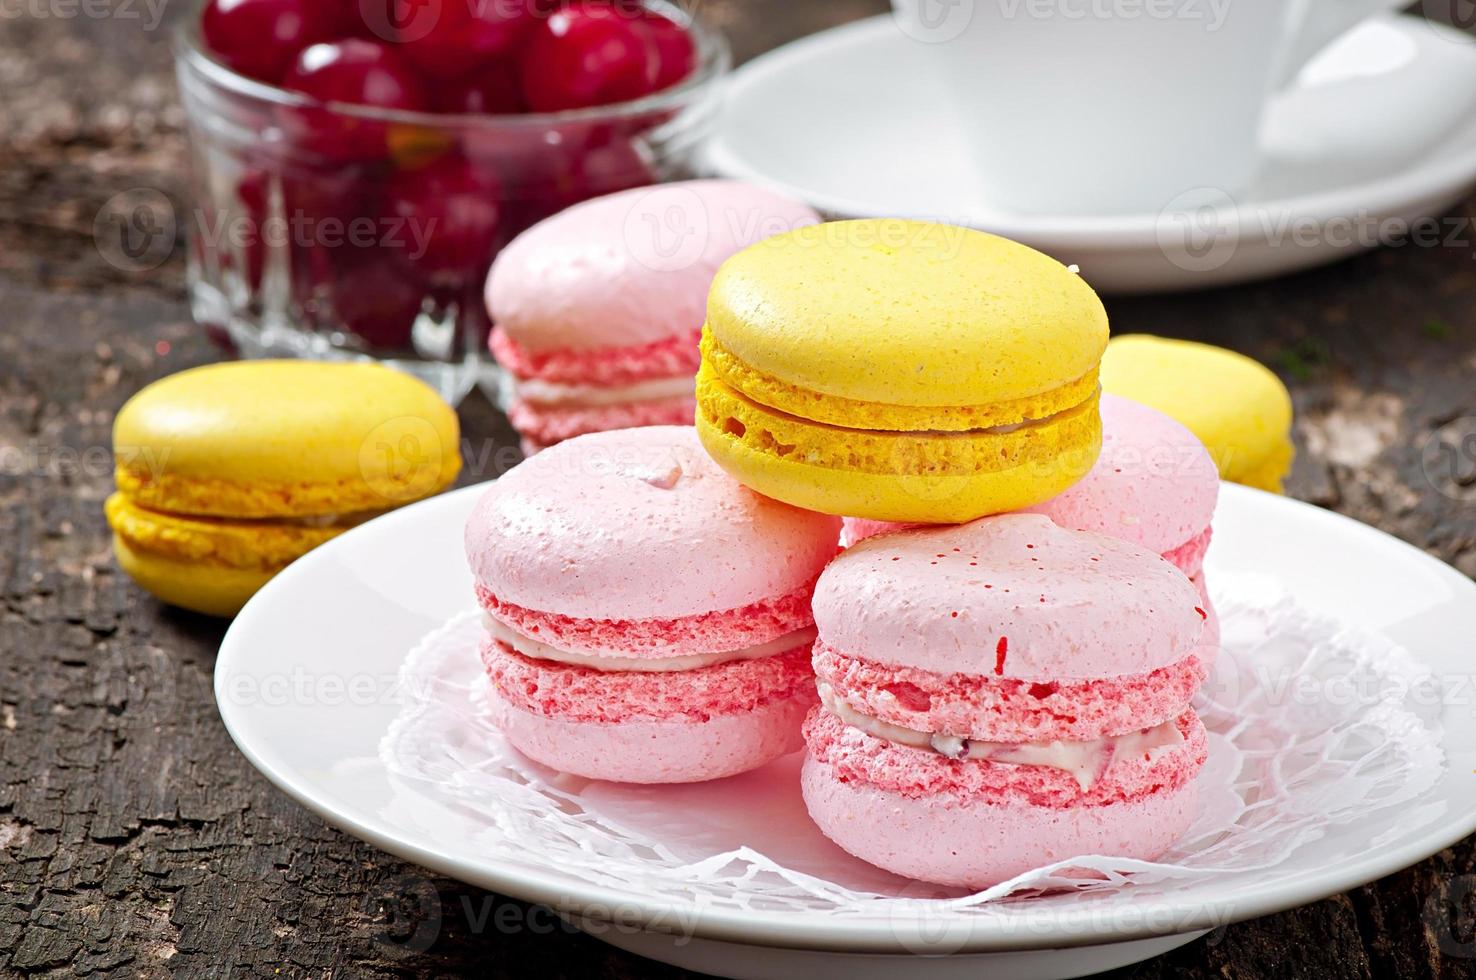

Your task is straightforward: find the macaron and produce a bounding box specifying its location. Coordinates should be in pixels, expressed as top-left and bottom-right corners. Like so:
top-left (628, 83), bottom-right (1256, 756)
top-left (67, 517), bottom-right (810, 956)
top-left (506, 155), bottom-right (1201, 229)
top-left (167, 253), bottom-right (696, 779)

top-left (464, 426), bottom-right (841, 783)
top-left (1024, 393), bottom-right (1221, 650)
top-left (486, 180), bottom-right (819, 454)
top-left (695, 219), bottom-right (1108, 523)
top-left (107, 361), bottom-right (461, 617)
top-left (1101, 334), bottom-right (1295, 493)
top-left (803, 514), bottom-right (1208, 888)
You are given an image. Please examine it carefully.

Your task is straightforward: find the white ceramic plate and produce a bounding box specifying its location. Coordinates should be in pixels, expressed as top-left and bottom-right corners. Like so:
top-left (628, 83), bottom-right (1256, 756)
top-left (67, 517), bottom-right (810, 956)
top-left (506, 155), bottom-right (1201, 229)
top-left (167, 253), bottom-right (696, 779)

top-left (216, 484), bottom-right (1476, 979)
top-left (703, 14), bottom-right (1476, 293)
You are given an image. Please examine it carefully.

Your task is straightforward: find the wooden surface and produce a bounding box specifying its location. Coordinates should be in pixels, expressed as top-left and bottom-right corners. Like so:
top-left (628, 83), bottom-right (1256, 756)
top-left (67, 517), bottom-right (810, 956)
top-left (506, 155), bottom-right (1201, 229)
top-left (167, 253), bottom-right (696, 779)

top-left (3, 2), bottom-right (1476, 976)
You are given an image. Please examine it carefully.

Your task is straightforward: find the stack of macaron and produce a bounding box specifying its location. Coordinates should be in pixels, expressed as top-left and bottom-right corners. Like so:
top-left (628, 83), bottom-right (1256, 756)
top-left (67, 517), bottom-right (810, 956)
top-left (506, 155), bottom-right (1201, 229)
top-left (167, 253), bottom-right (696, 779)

top-left (464, 426), bottom-right (840, 783)
top-left (694, 219), bottom-right (1107, 523)
top-left (485, 180), bottom-right (818, 455)
top-left (108, 361), bottom-right (460, 617)
top-left (465, 216), bottom-right (1253, 887)
top-left (803, 515), bottom-right (1209, 886)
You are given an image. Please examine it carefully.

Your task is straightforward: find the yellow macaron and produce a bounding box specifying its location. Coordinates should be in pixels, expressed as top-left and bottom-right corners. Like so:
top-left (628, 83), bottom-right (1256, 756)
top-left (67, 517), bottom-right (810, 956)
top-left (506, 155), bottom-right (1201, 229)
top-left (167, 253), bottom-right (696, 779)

top-left (107, 360), bottom-right (461, 616)
top-left (695, 219), bottom-right (1108, 523)
top-left (1101, 334), bottom-right (1295, 493)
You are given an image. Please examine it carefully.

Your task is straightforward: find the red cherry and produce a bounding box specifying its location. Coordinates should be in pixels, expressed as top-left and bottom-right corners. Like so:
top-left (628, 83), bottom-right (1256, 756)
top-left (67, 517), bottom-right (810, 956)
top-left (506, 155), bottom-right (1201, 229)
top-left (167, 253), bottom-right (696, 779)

top-left (280, 160), bottom-right (376, 226)
top-left (384, 155), bottom-right (503, 282)
top-left (518, 5), bottom-right (660, 112)
top-left (636, 11), bottom-right (696, 91)
top-left (503, 132), bottom-right (653, 234)
top-left (388, 0), bottom-right (540, 81)
top-left (435, 60), bottom-right (525, 114)
top-left (200, 0), bottom-right (344, 84)
top-left (568, 136), bottom-right (654, 199)
top-left (283, 40), bottom-right (429, 112)
top-left (327, 247), bottom-right (427, 350)
top-left (280, 40), bottom-right (430, 161)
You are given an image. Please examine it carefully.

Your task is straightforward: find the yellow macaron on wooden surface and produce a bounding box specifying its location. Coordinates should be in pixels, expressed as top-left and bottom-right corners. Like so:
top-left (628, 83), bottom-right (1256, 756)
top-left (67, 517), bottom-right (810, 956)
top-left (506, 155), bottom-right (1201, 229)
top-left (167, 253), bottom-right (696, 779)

top-left (696, 219), bottom-right (1108, 523)
top-left (1101, 334), bottom-right (1295, 493)
top-left (107, 360), bottom-right (462, 616)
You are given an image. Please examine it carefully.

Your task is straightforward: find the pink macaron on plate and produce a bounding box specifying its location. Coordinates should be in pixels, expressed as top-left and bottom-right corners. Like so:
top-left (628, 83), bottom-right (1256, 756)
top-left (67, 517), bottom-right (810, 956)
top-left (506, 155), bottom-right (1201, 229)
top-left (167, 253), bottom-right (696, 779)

top-left (216, 483), bottom-right (1476, 979)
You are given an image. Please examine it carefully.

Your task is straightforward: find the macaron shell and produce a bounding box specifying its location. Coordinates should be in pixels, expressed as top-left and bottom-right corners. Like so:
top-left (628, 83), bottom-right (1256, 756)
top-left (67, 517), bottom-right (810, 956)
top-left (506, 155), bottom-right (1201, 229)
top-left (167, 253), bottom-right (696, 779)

top-left (114, 360), bottom-right (461, 518)
top-left (483, 641), bottom-right (815, 721)
top-left (1193, 574), bottom-right (1220, 661)
top-left (1101, 334), bottom-right (1294, 492)
top-left (478, 580), bottom-right (817, 657)
top-left (111, 535), bottom-right (274, 618)
top-left (814, 642), bottom-right (1205, 743)
top-left (490, 326), bottom-right (701, 386)
top-left (805, 706), bottom-right (1205, 808)
top-left (695, 373), bottom-right (1101, 523)
top-left (490, 687), bottom-right (812, 784)
top-left (505, 393), bottom-right (696, 453)
top-left (801, 754), bottom-right (1199, 889)
top-left (706, 219), bottom-right (1108, 407)
top-left (812, 514), bottom-right (1204, 679)
top-left (1229, 440), bottom-right (1296, 494)
top-left (1024, 394), bottom-right (1219, 555)
top-left (486, 180), bottom-right (819, 355)
top-left (701, 328), bottom-right (1102, 433)
top-left (105, 493), bottom-right (349, 572)
top-left (464, 426), bottom-right (841, 620)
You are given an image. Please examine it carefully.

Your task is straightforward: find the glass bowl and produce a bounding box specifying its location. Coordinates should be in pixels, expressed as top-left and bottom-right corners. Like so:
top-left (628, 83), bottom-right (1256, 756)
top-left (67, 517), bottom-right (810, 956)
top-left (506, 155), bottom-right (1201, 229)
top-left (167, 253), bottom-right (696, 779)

top-left (174, 2), bottom-right (729, 404)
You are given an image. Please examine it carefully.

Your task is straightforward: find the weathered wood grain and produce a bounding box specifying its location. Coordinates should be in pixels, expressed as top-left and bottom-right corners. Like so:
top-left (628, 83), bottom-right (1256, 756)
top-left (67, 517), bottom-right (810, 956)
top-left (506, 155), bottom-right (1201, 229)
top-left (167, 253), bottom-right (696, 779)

top-left (1, 2), bottom-right (1474, 977)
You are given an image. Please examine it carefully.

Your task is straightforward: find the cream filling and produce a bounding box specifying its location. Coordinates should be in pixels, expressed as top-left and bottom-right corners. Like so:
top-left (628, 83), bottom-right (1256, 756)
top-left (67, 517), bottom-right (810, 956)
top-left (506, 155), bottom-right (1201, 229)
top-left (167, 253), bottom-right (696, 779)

top-left (722, 376), bottom-right (1098, 437)
top-left (484, 614), bottom-right (816, 672)
top-left (960, 384), bottom-right (1100, 436)
top-left (508, 374), bottom-right (695, 409)
top-left (818, 684), bottom-right (1184, 791)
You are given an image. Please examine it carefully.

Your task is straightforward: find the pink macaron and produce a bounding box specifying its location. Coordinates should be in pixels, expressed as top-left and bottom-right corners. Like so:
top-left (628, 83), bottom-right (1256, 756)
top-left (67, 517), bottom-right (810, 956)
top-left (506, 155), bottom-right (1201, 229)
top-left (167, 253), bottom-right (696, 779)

top-left (486, 180), bottom-right (819, 454)
top-left (802, 514), bottom-right (1209, 888)
top-left (465, 426), bottom-right (841, 783)
top-left (840, 394), bottom-right (1222, 649)
top-left (1024, 393), bottom-right (1221, 649)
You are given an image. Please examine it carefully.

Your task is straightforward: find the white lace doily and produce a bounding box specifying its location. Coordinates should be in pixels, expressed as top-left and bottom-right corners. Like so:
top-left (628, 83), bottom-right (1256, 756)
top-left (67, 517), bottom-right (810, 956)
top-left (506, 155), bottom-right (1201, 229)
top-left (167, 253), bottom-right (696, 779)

top-left (379, 573), bottom-right (1446, 913)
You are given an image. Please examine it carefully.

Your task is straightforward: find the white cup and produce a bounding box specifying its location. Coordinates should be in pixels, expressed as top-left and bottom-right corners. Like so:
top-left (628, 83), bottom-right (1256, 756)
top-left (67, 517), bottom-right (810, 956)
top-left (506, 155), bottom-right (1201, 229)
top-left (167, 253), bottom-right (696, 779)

top-left (892, 0), bottom-right (1410, 215)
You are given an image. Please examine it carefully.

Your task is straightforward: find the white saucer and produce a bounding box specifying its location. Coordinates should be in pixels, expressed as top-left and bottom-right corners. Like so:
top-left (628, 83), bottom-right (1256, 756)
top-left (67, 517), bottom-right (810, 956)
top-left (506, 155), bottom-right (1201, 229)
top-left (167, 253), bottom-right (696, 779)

top-left (216, 483), bottom-right (1476, 979)
top-left (704, 14), bottom-right (1476, 293)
